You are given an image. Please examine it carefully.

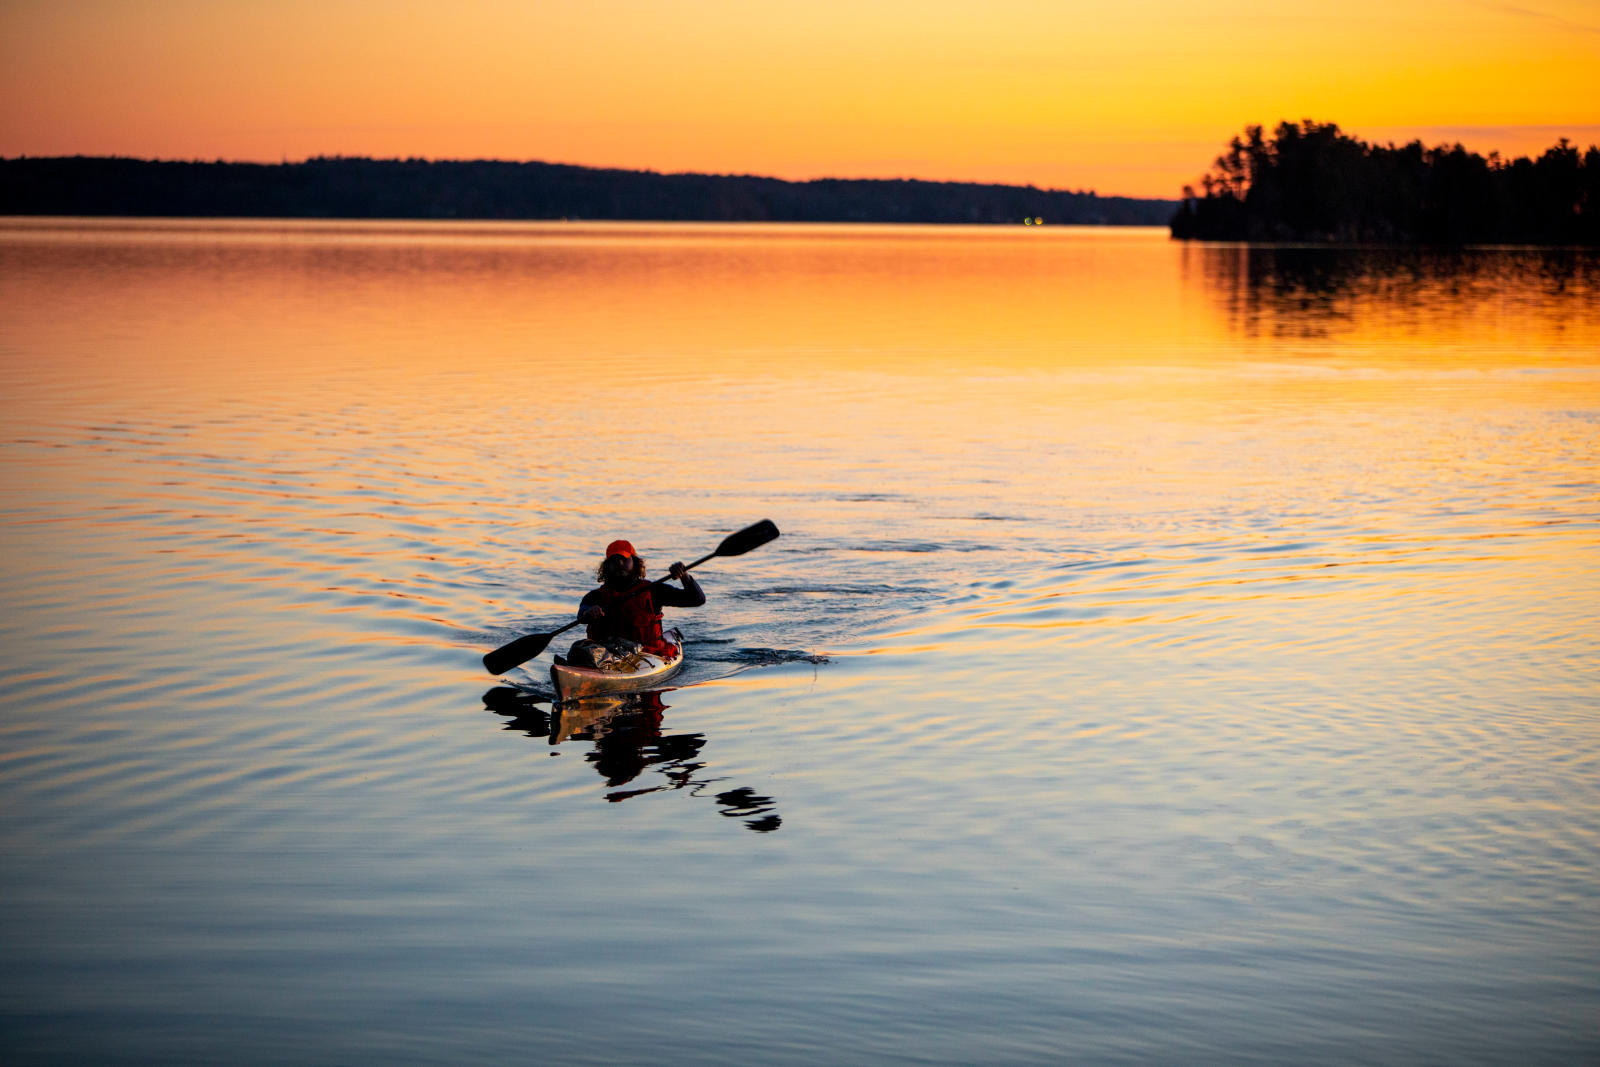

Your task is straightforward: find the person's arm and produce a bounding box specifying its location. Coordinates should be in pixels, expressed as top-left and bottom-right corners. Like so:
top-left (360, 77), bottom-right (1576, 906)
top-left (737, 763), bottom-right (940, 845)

top-left (577, 589), bottom-right (603, 623)
top-left (655, 562), bottom-right (705, 607)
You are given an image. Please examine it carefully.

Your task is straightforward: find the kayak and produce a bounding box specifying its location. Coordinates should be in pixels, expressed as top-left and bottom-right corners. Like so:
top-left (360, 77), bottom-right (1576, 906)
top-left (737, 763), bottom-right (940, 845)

top-left (550, 627), bottom-right (685, 702)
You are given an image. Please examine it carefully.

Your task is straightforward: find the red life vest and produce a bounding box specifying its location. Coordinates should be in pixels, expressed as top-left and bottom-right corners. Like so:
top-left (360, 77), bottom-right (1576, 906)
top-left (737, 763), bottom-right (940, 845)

top-left (586, 580), bottom-right (677, 657)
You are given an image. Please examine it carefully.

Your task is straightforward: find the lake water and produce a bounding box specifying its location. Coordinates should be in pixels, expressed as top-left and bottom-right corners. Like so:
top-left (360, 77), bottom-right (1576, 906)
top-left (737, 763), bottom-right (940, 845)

top-left (1, 219), bottom-right (1596, 1064)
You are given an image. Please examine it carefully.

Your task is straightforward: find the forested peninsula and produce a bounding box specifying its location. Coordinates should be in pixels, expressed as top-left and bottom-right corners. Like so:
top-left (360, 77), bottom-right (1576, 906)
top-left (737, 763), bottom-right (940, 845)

top-left (0, 156), bottom-right (1173, 225)
top-left (1170, 121), bottom-right (1599, 244)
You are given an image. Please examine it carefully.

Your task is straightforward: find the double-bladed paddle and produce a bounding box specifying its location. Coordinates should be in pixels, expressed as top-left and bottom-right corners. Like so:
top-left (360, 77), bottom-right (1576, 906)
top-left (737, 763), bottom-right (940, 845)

top-left (482, 519), bottom-right (780, 676)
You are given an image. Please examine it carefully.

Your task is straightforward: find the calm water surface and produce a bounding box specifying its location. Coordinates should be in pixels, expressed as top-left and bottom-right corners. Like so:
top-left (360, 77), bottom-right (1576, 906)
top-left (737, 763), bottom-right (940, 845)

top-left (1, 220), bottom-right (1597, 1064)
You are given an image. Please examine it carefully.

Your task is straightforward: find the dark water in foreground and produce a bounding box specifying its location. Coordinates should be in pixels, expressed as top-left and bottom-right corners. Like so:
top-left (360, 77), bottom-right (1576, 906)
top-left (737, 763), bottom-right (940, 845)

top-left (1, 220), bottom-right (1597, 1064)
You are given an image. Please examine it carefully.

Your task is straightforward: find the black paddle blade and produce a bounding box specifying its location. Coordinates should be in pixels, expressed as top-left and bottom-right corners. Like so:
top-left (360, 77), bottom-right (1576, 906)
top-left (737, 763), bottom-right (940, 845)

top-left (716, 519), bottom-right (779, 557)
top-left (482, 630), bottom-right (554, 676)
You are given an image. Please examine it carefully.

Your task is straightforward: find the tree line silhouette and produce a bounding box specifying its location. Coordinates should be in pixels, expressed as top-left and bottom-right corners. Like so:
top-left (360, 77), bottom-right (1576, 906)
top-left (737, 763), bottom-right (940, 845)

top-left (1170, 120), bottom-right (1600, 244)
top-left (0, 156), bottom-right (1174, 225)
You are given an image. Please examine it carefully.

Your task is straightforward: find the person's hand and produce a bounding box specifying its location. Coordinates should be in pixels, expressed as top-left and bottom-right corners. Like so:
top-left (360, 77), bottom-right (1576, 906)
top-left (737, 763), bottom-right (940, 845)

top-left (669, 562), bottom-right (689, 582)
top-left (579, 606), bottom-right (604, 623)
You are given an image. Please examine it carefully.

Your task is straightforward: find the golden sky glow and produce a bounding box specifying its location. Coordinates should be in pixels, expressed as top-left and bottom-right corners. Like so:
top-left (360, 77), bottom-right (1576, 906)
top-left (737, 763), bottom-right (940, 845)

top-left (3, 0), bottom-right (1597, 198)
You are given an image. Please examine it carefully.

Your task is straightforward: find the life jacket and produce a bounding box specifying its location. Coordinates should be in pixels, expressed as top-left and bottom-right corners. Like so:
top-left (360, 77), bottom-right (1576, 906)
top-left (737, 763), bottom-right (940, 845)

top-left (586, 580), bottom-right (677, 657)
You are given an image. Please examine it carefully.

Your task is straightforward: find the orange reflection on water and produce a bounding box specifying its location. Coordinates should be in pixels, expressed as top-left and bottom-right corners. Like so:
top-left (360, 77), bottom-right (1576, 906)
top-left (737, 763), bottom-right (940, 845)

top-left (3, 220), bottom-right (1596, 589)
top-left (2, 222), bottom-right (1230, 398)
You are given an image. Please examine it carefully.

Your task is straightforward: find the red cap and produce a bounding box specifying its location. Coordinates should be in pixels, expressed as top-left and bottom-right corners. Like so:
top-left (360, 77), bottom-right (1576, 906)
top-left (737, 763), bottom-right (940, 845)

top-left (604, 539), bottom-right (635, 559)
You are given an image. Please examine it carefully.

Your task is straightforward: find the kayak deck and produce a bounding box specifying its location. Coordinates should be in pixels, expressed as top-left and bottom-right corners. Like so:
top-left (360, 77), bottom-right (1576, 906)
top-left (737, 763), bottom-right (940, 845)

top-left (550, 627), bottom-right (685, 702)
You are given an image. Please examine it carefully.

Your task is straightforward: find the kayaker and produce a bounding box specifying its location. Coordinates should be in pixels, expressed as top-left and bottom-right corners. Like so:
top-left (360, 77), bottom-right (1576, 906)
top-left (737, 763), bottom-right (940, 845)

top-left (572, 539), bottom-right (703, 666)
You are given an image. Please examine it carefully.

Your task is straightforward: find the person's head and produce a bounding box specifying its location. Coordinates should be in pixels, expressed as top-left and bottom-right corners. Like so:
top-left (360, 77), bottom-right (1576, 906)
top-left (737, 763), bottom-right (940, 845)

top-left (597, 539), bottom-right (646, 586)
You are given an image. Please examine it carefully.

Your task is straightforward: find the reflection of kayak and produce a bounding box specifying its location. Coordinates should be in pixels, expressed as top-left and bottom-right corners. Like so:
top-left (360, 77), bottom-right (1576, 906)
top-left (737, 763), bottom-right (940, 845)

top-left (549, 697), bottom-right (630, 743)
top-left (550, 627), bottom-right (685, 702)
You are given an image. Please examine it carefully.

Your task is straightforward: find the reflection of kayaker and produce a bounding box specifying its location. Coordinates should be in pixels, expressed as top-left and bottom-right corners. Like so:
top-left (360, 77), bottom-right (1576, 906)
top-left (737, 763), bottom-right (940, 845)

top-left (572, 539), bottom-right (704, 665)
top-left (484, 688), bottom-right (782, 831)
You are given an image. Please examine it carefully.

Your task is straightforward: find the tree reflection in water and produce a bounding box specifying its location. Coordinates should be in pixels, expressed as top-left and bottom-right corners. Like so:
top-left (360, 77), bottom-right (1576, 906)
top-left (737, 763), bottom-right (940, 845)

top-left (1184, 242), bottom-right (1598, 345)
top-left (485, 687), bottom-right (781, 832)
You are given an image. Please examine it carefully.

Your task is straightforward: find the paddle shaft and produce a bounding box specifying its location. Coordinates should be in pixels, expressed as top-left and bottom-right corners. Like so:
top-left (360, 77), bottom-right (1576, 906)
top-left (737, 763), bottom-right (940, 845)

top-left (633, 552), bottom-right (714, 598)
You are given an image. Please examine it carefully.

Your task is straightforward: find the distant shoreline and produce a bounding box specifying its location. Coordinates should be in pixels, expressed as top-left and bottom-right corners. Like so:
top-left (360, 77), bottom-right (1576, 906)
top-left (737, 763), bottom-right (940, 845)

top-left (0, 156), bottom-right (1176, 226)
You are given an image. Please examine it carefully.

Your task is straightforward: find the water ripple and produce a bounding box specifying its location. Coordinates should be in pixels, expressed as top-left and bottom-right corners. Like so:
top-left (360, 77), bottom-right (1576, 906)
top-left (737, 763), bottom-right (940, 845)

top-left (2, 222), bottom-right (1596, 1063)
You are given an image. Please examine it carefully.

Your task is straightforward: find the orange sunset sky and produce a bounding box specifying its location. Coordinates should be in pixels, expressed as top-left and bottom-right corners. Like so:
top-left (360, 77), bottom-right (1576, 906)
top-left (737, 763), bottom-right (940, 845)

top-left (3, 0), bottom-right (1597, 199)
